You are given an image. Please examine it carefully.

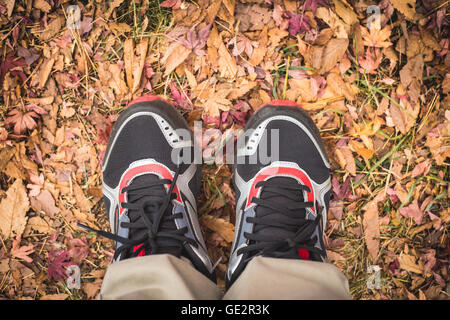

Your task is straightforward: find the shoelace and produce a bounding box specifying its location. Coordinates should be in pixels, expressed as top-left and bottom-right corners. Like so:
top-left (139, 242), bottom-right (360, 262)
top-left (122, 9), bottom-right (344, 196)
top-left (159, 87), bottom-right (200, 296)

top-left (237, 180), bottom-right (325, 259)
top-left (79, 165), bottom-right (197, 260)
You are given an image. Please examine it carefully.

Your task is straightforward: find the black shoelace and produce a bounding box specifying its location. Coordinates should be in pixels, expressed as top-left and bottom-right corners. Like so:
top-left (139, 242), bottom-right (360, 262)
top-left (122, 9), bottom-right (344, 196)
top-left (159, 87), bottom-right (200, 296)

top-left (79, 165), bottom-right (197, 260)
top-left (237, 179), bottom-right (325, 259)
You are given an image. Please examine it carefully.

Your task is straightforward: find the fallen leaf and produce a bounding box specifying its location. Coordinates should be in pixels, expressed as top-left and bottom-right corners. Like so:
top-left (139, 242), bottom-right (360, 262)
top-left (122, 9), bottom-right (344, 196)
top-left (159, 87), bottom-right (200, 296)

top-left (333, 0), bottom-right (358, 26)
top-left (34, 0), bottom-right (51, 12)
top-left (362, 194), bottom-right (384, 261)
top-left (47, 248), bottom-right (75, 281)
top-left (73, 184), bottom-right (92, 212)
top-left (360, 25), bottom-right (392, 48)
top-left (162, 43), bottom-right (191, 76)
top-left (201, 215), bottom-right (234, 243)
top-left (318, 38), bottom-right (349, 74)
top-left (11, 235), bottom-right (34, 263)
top-left (399, 199), bottom-right (424, 225)
top-left (40, 293), bottom-right (69, 300)
top-left (335, 146), bottom-right (356, 176)
top-left (0, 179), bottom-right (29, 239)
top-left (30, 189), bottom-right (60, 217)
top-left (389, 0), bottom-right (417, 21)
top-left (399, 252), bottom-right (424, 274)
top-left (411, 160), bottom-right (431, 178)
top-left (83, 279), bottom-right (102, 299)
top-left (5, 109), bottom-right (40, 135)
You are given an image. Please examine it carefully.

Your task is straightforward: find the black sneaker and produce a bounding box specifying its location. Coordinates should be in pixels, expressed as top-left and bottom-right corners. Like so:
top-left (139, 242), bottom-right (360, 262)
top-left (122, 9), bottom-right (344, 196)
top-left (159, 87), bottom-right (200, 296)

top-left (80, 96), bottom-right (215, 281)
top-left (226, 100), bottom-right (331, 287)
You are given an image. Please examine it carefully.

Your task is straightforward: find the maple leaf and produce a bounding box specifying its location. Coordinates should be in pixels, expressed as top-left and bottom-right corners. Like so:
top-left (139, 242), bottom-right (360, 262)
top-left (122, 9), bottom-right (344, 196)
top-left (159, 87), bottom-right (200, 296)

top-left (358, 48), bottom-right (382, 74)
top-left (179, 24), bottom-right (211, 56)
top-left (11, 235), bottom-right (35, 263)
top-left (5, 108), bottom-right (40, 135)
top-left (230, 35), bottom-right (254, 57)
top-left (68, 236), bottom-right (90, 264)
top-left (27, 172), bottom-right (44, 197)
top-left (48, 248), bottom-right (76, 281)
top-left (286, 12), bottom-right (311, 36)
top-left (360, 25), bottom-right (392, 48)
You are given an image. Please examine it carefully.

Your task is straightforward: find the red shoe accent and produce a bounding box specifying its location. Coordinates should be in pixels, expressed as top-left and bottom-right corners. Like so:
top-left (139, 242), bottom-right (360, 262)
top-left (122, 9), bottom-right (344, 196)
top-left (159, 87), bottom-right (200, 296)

top-left (128, 95), bottom-right (171, 107)
top-left (133, 243), bottom-right (146, 257)
top-left (298, 248), bottom-right (310, 260)
top-left (258, 99), bottom-right (302, 110)
top-left (118, 162), bottom-right (183, 216)
top-left (246, 166), bottom-right (315, 213)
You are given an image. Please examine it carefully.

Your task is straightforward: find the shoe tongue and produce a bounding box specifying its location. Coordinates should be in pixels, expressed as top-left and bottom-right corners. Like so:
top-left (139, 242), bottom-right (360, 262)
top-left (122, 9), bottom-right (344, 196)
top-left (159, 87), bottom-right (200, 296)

top-left (126, 174), bottom-right (181, 256)
top-left (254, 176), bottom-right (307, 255)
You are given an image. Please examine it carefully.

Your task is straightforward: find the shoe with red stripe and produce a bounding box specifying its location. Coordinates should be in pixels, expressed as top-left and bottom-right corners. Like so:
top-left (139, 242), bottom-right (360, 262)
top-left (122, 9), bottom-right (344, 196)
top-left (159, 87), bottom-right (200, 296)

top-left (79, 96), bottom-right (215, 281)
top-left (226, 100), bottom-right (331, 287)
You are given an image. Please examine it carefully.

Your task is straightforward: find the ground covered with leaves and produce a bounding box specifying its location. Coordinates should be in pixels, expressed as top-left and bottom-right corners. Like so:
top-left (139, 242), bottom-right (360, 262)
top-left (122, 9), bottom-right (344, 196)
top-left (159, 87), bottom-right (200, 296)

top-left (0, 0), bottom-right (449, 300)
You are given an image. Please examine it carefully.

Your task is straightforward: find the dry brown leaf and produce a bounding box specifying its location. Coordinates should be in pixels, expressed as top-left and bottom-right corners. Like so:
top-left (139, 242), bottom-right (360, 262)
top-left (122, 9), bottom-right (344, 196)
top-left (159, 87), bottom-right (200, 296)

top-left (362, 194), bottom-right (384, 261)
top-left (34, 0), bottom-right (51, 12)
top-left (249, 26), bottom-right (268, 66)
top-left (30, 189), bottom-right (60, 217)
top-left (40, 293), bottom-right (68, 300)
top-left (162, 43), bottom-right (191, 76)
top-left (335, 146), bottom-right (356, 176)
top-left (228, 78), bottom-right (257, 100)
top-left (24, 216), bottom-right (53, 235)
top-left (83, 279), bottom-right (102, 299)
top-left (326, 72), bottom-right (355, 101)
top-left (399, 252), bottom-right (424, 274)
top-left (201, 215), bottom-right (234, 243)
top-left (2, 0), bottom-right (15, 17)
top-left (34, 16), bottom-right (64, 41)
top-left (333, 0), bottom-right (358, 26)
top-left (360, 26), bottom-right (392, 48)
top-left (217, 37), bottom-right (238, 80)
top-left (0, 179), bottom-right (29, 239)
top-left (38, 58), bottom-right (55, 89)
top-left (110, 22), bottom-right (132, 33)
top-left (268, 28), bottom-right (289, 47)
top-left (315, 7), bottom-right (349, 39)
top-left (318, 38), bottom-right (349, 74)
top-left (389, 0), bottom-right (417, 21)
top-left (73, 184), bottom-right (92, 213)
top-left (124, 39), bottom-right (134, 92)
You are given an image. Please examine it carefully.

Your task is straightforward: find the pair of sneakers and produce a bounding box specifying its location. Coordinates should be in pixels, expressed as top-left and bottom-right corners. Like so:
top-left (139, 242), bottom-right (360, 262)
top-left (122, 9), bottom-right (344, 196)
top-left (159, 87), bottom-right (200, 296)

top-left (81, 96), bottom-right (331, 287)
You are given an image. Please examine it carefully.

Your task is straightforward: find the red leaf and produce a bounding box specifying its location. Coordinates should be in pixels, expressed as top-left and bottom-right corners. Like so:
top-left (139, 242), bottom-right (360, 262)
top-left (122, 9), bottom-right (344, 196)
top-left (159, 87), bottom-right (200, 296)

top-left (170, 81), bottom-right (192, 110)
top-left (48, 248), bottom-right (76, 281)
top-left (399, 200), bottom-right (424, 225)
top-left (68, 236), bottom-right (90, 264)
top-left (160, 0), bottom-right (181, 9)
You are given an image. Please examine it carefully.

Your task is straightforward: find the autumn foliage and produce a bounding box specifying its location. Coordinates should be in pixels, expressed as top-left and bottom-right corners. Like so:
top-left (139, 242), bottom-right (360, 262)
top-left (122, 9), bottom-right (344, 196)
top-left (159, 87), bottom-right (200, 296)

top-left (0, 0), bottom-right (448, 300)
